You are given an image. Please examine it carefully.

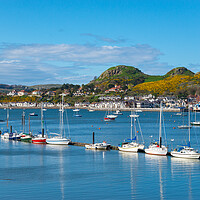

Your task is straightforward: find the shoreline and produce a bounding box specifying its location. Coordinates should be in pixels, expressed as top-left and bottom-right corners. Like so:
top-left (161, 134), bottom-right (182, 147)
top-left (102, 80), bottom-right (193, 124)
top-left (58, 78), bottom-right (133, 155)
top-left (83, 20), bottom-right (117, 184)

top-left (0, 106), bottom-right (181, 112)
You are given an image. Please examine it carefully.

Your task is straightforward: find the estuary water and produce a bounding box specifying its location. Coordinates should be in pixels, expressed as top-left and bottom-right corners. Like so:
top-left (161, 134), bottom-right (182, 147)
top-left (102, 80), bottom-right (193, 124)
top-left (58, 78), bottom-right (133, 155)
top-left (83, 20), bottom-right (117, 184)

top-left (0, 108), bottom-right (200, 200)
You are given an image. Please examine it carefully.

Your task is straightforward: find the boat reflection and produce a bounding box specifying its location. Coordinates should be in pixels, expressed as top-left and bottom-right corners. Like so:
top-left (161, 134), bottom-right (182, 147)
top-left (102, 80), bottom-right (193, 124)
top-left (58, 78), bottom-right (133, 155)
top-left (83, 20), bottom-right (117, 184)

top-left (119, 151), bottom-right (139, 199)
top-left (171, 157), bottom-right (200, 200)
top-left (145, 154), bottom-right (168, 200)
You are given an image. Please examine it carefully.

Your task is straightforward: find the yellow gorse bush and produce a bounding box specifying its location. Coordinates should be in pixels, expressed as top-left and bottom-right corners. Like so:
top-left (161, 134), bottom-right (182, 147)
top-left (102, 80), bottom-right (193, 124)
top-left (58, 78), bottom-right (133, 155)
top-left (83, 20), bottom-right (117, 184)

top-left (132, 75), bottom-right (200, 95)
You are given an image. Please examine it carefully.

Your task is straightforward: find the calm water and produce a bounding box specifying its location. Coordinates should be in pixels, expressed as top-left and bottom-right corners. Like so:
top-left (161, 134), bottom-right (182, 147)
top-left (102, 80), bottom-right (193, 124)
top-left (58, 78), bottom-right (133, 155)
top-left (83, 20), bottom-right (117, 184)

top-left (0, 109), bottom-right (200, 200)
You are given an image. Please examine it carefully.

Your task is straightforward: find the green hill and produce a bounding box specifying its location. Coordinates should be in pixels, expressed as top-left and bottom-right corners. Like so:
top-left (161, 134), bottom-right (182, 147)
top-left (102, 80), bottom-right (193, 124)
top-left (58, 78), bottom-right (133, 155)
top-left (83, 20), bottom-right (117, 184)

top-left (89, 65), bottom-right (196, 93)
top-left (90, 65), bottom-right (150, 91)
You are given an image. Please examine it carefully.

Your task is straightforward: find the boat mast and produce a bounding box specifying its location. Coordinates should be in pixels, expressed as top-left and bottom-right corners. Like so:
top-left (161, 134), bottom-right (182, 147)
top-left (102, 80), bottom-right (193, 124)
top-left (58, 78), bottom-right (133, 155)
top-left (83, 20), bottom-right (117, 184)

top-left (159, 102), bottom-right (162, 148)
top-left (6, 105), bottom-right (9, 131)
top-left (130, 110), bottom-right (133, 140)
top-left (188, 105), bottom-right (191, 147)
top-left (134, 111), bottom-right (137, 141)
top-left (60, 93), bottom-right (66, 138)
top-left (41, 102), bottom-right (44, 137)
top-left (22, 110), bottom-right (25, 133)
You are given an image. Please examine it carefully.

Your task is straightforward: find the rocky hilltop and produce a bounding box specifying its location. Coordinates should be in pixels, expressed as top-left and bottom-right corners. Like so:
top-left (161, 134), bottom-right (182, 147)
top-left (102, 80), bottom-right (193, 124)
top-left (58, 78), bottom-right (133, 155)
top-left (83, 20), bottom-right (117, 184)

top-left (98, 65), bottom-right (145, 80)
top-left (165, 67), bottom-right (194, 77)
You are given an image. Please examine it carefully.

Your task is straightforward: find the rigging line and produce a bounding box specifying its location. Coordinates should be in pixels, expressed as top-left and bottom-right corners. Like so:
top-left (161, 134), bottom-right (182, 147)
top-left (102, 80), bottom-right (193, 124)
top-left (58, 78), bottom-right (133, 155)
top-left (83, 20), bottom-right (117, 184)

top-left (162, 111), bottom-right (167, 146)
top-left (137, 117), bottom-right (144, 144)
top-left (193, 127), bottom-right (200, 149)
top-left (65, 109), bottom-right (71, 138)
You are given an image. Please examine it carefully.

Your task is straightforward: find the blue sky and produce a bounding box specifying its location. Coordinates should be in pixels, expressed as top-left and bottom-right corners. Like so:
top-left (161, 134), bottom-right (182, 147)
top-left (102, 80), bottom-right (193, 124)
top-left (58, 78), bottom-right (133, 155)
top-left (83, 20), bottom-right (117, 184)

top-left (0, 0), bottom-right (200, 85)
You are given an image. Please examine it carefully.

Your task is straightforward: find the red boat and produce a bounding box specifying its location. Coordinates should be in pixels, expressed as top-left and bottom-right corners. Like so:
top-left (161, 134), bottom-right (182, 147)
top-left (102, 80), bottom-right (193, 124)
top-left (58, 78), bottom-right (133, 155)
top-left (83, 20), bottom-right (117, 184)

top-left (104, 117), bottom-right (115, 121)
top-left (104, 114), bottom-right (117, 121)
top-left (32, 137), bottom-right (46, 144)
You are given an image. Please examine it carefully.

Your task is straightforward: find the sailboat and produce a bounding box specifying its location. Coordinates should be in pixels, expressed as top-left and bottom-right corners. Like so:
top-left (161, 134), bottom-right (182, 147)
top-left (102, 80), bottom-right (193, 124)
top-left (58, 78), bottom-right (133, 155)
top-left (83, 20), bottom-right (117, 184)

top-left (178, 108), bottom-right (192, 129)
top-left (73, 108), bottom-right (82, 117)
top-left (32, 103), bottom-right (46, 144)
top-left (104, 106), bottom-right (117, 121)
top-left (145, 102), bottom-right (168, 156)
top-left (20, 110), bottom-right (32, 142)
top-left (1, 106), bottom-right (10, 140)
top-left (46, 94), bottom-right (71, 145)
top-left (171, 107), bottom-right (200, 159)
top-left (113, 110), bottom-right (123, 115)
top-left (190, 109), bottom-right (200, 126)
top-left (118, 110), bottom-right (144, 152)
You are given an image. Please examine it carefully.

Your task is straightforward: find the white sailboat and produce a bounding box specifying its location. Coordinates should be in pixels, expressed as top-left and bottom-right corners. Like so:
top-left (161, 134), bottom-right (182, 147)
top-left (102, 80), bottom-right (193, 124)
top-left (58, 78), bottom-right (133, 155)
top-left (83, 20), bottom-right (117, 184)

top-left (118, 110), bottom-right (144, 152)
top-left (191, 109), bottom-right (200, 126)
top-left (46, 94), bottom-right (71, 145)
top-left (178, 108), bottom-right (192, 129)
top-left (104, 108), bottom-right (117, 121)
top-left (113, 110), bottom-right (123, 115)
top-left (32, 103), bottom-right (46, 144)
top-left (171, 107), bottom-right (200, 159)
top-left (73, 108), bottom-right (82, 117)
top-left (145, 102), bottom-right (168, 156)
top-left (1, 106), bottom-right (10, 140)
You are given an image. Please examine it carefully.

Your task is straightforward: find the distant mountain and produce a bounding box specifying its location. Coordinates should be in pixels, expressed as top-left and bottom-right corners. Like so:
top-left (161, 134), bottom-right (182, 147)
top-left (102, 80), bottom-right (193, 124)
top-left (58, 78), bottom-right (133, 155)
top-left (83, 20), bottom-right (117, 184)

top-left (0, 84), bottom-right (27, 93)
top-left (29, 84), bottom-right (62, 90)
top-left (0, 84), bottom-right (62, 93)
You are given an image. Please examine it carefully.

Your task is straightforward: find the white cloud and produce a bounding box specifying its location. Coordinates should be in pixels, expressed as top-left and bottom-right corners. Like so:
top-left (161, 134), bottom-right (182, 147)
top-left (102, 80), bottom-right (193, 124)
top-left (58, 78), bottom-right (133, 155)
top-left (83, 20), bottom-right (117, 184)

top-left (0, 43), bottom-right (167, 85)
top-left (0, 60), bottom-right (19, 64)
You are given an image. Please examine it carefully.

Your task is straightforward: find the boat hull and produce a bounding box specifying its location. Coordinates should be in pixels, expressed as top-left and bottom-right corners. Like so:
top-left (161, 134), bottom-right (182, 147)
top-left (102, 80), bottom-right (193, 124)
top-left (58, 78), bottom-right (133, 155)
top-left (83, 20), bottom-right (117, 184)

top-left (118, 146), bottom-right (139, 152)
top-left (104, 117), bottom-right (115, 121)
top-left (171, 151), bottom-right (200, 159)
top-left (46, 138), bottom-right (70, 145)
top-left (118, 143), bottom-right (144, 152)
top-left (178, 125), bottom-right (192, 129)
top-left (32, 138), bottom-right (46, 144)
top-left (21, 136), bottom-right (32, 142)
top-left (85, 143), bottom-right (110, 150)
top-left (145, 147), bottom-right (167, 156)
top-left (191, 121), bottom-right (200, 126)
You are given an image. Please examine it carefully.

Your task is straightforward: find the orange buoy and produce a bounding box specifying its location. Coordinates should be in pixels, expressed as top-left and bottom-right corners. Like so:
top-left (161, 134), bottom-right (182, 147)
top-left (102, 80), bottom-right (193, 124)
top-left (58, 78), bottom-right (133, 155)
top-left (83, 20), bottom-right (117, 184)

top-left (91, 125), bottom-right (93, 127)
top-left (99, 128), bottom-right (101, 130)
top-left (173, 127), bottom-right (176, 129)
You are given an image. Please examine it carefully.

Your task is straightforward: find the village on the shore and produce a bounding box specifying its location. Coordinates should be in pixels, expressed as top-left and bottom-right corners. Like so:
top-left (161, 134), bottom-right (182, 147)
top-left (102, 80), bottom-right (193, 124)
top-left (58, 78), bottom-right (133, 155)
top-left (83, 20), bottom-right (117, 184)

top-left (1, 88), bottom-right (200, 112)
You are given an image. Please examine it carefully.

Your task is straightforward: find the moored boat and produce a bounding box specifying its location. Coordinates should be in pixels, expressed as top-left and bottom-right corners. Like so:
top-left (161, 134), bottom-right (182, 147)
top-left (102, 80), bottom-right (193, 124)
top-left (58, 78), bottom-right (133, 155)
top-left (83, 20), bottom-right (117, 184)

top-left (145, 102), bottom-right (168, 156)
top-left (171, 146), bottom-right (199, 159)
top-left (32, 103), bottom-right (46, 144)
top-left (104, 114), bottom-right (117, 121)
top-left (178, 125), bottom-right (192, 129)
top-left (46, 94), bottom-right (71, 145)
top-left (113, 110), bottom-right (123, 115)
top-left (32, 135), bottom-right (46, 144)
top-left (85, 141), bottom-right (110, 150)
top-left (171, 107), bottom-right (199, 159)
top-left (118, 110), bottom-right (144, 153)
top-left (20, 133), bottom-right (32, 142)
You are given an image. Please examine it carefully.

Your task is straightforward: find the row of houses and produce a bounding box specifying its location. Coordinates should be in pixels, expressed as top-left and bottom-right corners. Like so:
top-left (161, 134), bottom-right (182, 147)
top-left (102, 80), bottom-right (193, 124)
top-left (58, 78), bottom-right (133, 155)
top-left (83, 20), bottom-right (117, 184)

top-left (7, 90), bottom-right (57, 97)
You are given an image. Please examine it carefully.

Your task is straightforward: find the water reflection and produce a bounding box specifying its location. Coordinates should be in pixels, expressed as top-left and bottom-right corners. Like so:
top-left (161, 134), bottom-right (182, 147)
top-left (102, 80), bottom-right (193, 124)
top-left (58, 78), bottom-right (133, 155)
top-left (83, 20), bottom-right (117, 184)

top-left (46, 145), bottom-right (69, 200)
top-left (119, 152), bottom-right (139, 199)
top-left (171, 157), bottom-right (200, 200)
top-left (145, 154), bottom-right (168, 200)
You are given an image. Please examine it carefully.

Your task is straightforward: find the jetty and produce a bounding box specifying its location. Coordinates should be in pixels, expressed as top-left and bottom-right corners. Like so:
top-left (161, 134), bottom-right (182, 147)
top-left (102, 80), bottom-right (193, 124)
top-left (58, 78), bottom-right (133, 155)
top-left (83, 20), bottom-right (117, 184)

top-left (69, 141), bottom-right (119, 150)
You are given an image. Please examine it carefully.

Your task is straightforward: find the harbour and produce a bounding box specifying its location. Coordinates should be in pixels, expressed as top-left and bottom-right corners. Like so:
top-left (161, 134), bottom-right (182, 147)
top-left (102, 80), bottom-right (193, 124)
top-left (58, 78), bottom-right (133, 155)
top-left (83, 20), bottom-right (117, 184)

top-left (1, 108), bottom-right (200, 199)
